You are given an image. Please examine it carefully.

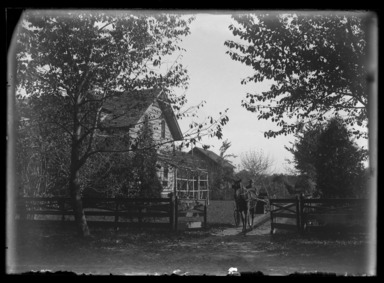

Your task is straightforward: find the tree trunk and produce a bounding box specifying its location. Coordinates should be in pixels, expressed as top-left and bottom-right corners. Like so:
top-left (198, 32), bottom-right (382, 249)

top-left (69, 159), bottom-right (90, 237)
top-left (69, 93), bottom-right (90, 237)
top-left (69, 133), bottom-right (90, 237)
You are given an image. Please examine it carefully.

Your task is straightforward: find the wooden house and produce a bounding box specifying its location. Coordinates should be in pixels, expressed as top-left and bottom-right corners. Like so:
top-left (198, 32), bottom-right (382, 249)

top-left (99, 89), bottom-right (209, 200)
top-left (101, 88), bottom-right (182, 153)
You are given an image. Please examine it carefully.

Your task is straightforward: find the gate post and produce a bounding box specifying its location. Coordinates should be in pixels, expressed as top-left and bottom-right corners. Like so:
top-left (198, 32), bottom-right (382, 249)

top-left (299, 194), bottom-right (305, 233)
top-left (269, 199), bottom-right (274, 234)
top-left (169, 193), bottom-right (174, 231)
top-left (114, 200), bottom-right (119, 231)
top-left (174, 195), bottom-right (178, 231)
top-left (60, 198), bottom-right (65, 221)
top-left (296, 195), bottom-right (301, 233)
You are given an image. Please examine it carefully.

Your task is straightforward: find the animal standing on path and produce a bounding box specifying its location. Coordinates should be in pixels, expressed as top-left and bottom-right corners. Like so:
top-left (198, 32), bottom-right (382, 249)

top-left (233, 179), bottom-right (258, 233)
top-left (245, 180), bottom-right (258, 228)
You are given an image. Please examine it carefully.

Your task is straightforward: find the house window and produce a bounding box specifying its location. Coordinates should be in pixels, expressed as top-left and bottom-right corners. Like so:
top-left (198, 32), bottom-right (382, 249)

top-left (163, 165), bottom-right (169, 179)
top-left (161, 119), bottom-right (166, 138)
top-left (162, 165), bottom-right (169, 187)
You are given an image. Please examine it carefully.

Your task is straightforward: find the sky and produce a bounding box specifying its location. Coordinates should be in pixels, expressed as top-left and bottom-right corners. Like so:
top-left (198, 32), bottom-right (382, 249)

top-left (172, 13), bottom-right (297, 174)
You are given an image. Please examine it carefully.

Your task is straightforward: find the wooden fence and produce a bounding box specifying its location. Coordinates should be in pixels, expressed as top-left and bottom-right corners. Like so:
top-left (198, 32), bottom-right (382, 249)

top-left (300, 197), bottom-right (368, 233)
top-left (270, 195), bottom-right (368, 234)
top-left (15, 194), bottom-right (207, 231)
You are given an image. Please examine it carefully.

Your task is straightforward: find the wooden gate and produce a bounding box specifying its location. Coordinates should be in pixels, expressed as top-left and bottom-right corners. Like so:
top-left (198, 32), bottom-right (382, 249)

top-left (269, 195), bottom-right (369, 234)
top-left (269, 196), bottom-right (300, 234)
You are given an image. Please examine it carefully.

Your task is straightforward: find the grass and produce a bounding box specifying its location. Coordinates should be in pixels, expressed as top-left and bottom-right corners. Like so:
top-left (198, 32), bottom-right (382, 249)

top-left (8, 219), bottom-right (373, 276)
top-left (207, 200), bottom-right (236, 225)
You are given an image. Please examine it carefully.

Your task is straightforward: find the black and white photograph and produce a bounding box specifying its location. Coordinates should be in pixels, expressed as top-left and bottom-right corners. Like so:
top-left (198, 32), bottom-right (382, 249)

top-left (6, 8), bottom-right (377, 276)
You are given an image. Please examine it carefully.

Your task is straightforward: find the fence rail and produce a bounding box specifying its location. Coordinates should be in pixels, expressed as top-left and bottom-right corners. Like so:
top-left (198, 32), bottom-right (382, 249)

top-left (15, 195), bottom-right (208, 231)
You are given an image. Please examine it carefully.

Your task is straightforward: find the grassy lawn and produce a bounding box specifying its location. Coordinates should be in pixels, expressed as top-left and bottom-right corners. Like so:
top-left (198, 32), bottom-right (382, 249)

top-left (207, 200), bottom-right (236, 225)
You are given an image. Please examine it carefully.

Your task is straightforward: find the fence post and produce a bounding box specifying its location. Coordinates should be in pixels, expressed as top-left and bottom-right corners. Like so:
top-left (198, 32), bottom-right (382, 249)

top-left (299, 194), bottom-right (305, 233)
top-left (60, 199), bottom-right (65, 221)
top-left (115, 200), bottom-right (119, 231)
top-left (174, 195), bottom-right (178, 231)
top-left (296, 195), bottom-right (301, 233)
top-left (138, 201), bottom-right (142, 226)
top-left (269, 200), bottom-right (274, 234)
top-left (169, 193), bottom-right (174, 231)
top-left (203, 199), bottom-right (207, 229)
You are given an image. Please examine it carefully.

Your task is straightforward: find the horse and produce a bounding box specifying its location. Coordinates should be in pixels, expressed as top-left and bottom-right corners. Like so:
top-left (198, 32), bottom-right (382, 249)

top-left (233, 179), bottom-right (258, 233)
top-left (245, 180), bottom-right (258, 228)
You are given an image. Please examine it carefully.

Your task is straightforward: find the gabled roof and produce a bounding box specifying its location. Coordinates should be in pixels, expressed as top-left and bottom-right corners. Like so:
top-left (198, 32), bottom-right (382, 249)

top-left (189, 147), bottom-right (235, 169)
top-left (158, 150), bottom-right (208, 172)
top-left (101, 89), bottom-right (183, 141)
top-left (102, 89), bottom-right (156, 128)
top-left (157, 96), bottom-right (183, 141)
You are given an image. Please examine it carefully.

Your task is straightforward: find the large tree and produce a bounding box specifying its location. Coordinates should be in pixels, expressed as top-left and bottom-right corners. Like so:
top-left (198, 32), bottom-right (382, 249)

top-left (225, 12), bottom-right (370, 138)
top-left (13, 10), bottom-right (228, 237)
top-left (286, 116), bottom-right (368, 198)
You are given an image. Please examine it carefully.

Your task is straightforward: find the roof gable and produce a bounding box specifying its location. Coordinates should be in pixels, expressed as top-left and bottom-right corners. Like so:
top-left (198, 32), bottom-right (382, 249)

top-left (158, 150), bottom-right (207, 171)
top-left (190, 147), bottom-right (235, 169)
top-left (102, 89), bottom-right (157, 129)
top-left (101, 89), bottom-right (183, 140)
top-left (157, 97), bottom-right (183, 141)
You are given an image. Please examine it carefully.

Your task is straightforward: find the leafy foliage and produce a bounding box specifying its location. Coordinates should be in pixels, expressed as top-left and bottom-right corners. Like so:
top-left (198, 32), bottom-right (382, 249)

top-left (16, 97), bottom-right (71, 197)
top-left (83, 116), bottom-right (163, 198)
top-left (225, 13), bottom-right (369, 138)
top-left (286, 117), bottom-right (368, 198)
top-left (284, 122), bottom-right (322, 183)
top-left (131, 116), bottom-right (162, 198)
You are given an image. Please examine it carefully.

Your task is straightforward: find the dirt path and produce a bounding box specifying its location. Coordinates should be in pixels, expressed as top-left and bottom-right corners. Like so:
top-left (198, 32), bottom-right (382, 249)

top-left (212, 213), bottom-right (271, 236)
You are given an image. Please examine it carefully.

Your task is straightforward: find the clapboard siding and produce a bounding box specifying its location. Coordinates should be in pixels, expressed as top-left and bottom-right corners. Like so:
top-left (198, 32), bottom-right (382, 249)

top-left (129, 100), bottom-right (174, 152)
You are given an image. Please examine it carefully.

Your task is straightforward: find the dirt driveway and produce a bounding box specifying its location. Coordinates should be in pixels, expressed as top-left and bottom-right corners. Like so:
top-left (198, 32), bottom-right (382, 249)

top-left (7, 216), bottom-right (374, 276)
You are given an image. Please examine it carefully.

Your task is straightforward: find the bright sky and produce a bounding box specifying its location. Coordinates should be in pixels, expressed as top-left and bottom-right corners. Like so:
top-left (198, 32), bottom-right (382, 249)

top-left (173, 13), bottom-right (297, 174)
